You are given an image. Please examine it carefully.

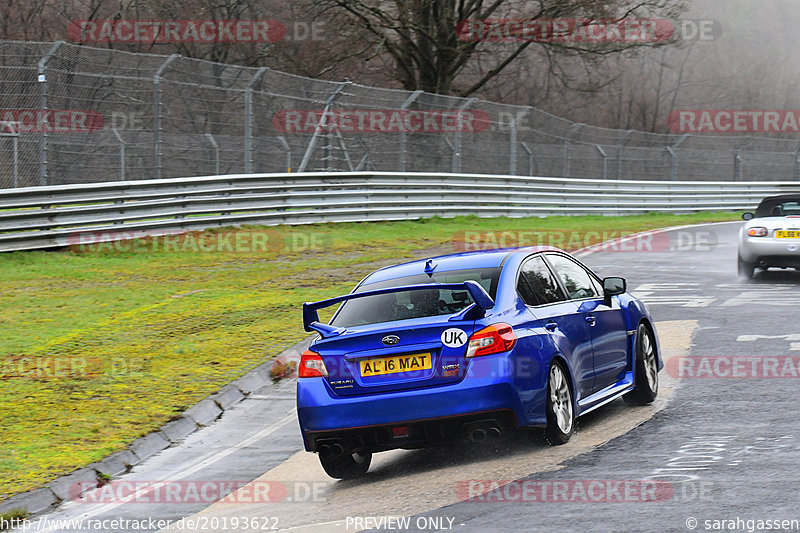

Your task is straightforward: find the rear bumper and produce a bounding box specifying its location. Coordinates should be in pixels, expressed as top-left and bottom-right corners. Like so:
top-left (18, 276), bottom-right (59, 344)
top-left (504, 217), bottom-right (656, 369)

top-left (304, 409), bottom-right (518, 453)
top-left (739, 239), bottom-right (800, 264)
top-left (297, 355), bottom-right (533, 451)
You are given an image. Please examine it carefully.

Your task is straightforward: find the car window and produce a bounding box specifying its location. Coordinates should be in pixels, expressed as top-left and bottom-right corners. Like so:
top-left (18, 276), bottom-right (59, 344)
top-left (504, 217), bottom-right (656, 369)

top-left (518, 256), bottom-right (566, 305)
top-left (331, 268), bottom-right (501, 327)
top-left (516, 274), bottom-right (537, 306)
top-left (545, 254), bottom-right (598, 300)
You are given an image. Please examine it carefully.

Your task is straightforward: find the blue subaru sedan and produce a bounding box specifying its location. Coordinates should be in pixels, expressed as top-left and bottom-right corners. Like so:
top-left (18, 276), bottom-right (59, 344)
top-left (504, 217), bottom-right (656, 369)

top-left (297, 246), bottom-right (661, 479)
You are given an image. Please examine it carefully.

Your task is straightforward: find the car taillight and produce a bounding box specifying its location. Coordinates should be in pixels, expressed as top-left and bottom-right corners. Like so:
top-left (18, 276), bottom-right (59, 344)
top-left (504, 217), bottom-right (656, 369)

top-left (748, 227), bottom-right (768, 237)
top-left (298, 350), bottom-right (328, 378)
top-left (466, 323), bottom-right (517, 358)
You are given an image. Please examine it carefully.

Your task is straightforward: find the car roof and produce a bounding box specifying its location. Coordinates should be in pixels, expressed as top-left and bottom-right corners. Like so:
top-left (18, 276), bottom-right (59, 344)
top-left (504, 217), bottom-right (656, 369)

top-left (360, 246), bottom-right (562, 285)
top-left (755, 194), bottom-right (800, 217)
top-left (758, 194), bottom-right (800, 205)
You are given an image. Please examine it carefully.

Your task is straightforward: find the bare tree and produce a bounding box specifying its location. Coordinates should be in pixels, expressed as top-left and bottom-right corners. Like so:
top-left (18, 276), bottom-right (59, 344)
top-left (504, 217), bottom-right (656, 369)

top-left (309, 0), bottom-right (685, 96)
top-left (0, 0), bottom-right (55, 40)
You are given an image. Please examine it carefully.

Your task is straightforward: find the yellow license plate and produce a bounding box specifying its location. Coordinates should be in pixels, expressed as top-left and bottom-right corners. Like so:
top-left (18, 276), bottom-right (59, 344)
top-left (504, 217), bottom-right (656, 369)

top-left (775, 230), bottom-right (800, 239)
top-left (360, 352), bottom-right (432, 377)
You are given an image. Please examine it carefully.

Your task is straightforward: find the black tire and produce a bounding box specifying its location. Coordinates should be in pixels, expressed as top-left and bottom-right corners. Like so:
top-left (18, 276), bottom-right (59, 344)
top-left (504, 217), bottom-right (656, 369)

top-left (543, 361), bottom-right (574, 445)
top-left (738, 256), bottom-right (755, 279)
top-left (318, 450), bottom-right (372, 479)
top-left (623, 323), bottom-right (659, 406)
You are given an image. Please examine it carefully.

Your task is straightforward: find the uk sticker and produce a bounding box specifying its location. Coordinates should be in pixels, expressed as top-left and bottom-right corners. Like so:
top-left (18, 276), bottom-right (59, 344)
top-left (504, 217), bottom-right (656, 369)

top-left (441, 328), bottom-right (467, 348)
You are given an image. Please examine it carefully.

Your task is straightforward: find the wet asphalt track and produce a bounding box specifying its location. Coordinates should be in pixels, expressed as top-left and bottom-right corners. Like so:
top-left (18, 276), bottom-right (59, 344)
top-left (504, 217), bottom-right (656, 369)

top-left (376, 221), bottom-right (800, 532)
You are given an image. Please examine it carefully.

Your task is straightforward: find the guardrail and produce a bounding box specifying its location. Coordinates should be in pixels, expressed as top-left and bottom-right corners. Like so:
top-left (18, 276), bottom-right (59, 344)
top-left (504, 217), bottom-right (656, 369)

top-left (2, 172), bottom-right (799, 252)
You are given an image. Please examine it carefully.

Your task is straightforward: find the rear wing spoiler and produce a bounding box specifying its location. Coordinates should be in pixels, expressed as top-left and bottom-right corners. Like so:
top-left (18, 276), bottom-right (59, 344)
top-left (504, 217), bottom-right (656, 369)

top-left (302, 281), bottom-right (495, 337)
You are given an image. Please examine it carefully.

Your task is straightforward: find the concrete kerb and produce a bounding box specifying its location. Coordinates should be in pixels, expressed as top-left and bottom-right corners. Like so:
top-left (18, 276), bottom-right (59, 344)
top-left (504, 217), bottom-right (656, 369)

top-left (129, 432), bottom-right (171, 462)
top-left (0, 336), bottom-right (313, 518)
top-left (183, 399), bottom-right (223, 427)
top-left (47, 468), bottom-right (98, 502)
top-left (211, 385), bottom-right (246, 411)
top-left (89, 450), bottom-right (138, 478)
top-left (0, 488), bottom-right (58, 516)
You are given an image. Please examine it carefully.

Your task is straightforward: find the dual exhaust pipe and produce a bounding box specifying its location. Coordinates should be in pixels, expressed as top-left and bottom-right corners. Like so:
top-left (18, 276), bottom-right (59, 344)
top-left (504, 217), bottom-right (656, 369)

top-left (466, 422), bottom-right (502, 443)
top-left (317, 441), bottom-right (345, 457)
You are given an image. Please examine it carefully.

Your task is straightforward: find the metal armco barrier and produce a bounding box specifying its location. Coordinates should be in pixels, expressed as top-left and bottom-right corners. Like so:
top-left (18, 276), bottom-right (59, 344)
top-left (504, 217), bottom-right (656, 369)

top-left (1, 171), bottom-right (798, 252)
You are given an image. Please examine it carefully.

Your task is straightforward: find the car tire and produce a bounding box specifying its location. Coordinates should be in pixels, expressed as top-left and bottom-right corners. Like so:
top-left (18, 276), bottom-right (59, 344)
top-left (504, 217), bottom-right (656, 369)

top-left (738, 256), bottom-right (755, 279)
top-left (623, 323), bottom-right (659, 406)
top-left (544, 361), bottom-right (574, 446)
top-left (318, 450), bottom-right (372, 479)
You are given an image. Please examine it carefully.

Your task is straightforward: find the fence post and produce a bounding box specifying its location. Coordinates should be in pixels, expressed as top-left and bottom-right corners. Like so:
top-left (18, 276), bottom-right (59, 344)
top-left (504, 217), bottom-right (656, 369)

top-left (617, 129), bottom-right (635, 179)
top-left (595, 145), bottom-right (607, 179)
top-left (399, 90), bottom-right (423, 172)
top-left (444, 136), bottom-right (456, 169)
top-left (452, 98), bottom-right (476, 173)
top-left (666, 134), bottom-right (689, 180)
top-left (205, 133), bottom-right (220, 175)
top-left (1, 122), bottom-right (20, 187)
top-left (324, 129), bottom-right (333, 172)
top-left (153, 54), bottom-right (179, 180)
top-left (245, 67), bottom-right (269, 174)
top-left (733, 136), bottom-right (750, 181)
top-left (112, 128), bottom-right (126, 181)
top-left (332, 129), bottom-right (354, 171)
top-left (521, 142), bottom-right (533, 176)
top-left (37, 41), bottom-right (64, 187)
top-left (509, 117), bottom-right (518, 175)
top-left (563, 123), bottom-right (583, 177)
top-left (277, 136), bottom-right (292, 172)
top-left (12, 129), bottom-right (18, 187)
top-left (355, 138), bottom-right (374, 170)
top-left (298, 81), bottom-right (350, 172)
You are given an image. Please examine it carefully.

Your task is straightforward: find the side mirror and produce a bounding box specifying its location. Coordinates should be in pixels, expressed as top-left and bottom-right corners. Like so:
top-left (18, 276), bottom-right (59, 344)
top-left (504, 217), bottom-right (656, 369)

top-left (742, 212), bottom-right (754, 221)
top-left (602, 277), bottom-right (626, 306)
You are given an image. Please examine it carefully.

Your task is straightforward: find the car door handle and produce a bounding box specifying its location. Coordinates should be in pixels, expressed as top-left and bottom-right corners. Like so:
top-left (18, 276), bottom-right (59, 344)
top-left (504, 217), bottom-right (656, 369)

top-left (545, 322), bottom-right (558, 332)
top-left (585, 315), bottom-right (597, 326)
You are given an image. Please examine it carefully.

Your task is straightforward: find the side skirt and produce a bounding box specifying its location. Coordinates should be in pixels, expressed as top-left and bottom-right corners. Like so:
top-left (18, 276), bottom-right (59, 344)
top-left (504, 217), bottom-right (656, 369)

top-left (575, 371), bottom-right (635, 417)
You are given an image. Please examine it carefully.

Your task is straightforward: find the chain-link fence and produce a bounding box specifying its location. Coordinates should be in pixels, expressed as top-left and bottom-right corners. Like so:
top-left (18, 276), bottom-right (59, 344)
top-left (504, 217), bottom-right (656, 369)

top-left (2, 40), bottom-right (800, 188)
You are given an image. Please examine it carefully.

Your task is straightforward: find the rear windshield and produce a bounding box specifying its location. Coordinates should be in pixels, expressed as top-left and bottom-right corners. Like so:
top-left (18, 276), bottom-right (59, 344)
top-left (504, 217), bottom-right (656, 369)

top-left (755, 199), bottom-right (800, 217)
top-left (330, 268), bottom-right (501, 327)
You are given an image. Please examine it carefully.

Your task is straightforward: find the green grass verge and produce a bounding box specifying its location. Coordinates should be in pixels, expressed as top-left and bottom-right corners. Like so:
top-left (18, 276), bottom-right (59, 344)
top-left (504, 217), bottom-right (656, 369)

top-left (0, 212), bottom-right (739, 499)
top-left (0, 509), bottom-right (29, 531)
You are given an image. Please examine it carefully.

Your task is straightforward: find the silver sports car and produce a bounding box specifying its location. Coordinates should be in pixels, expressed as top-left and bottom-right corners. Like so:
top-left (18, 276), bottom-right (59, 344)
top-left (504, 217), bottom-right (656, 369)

top-left (738, 194), bottom-right (800, 278)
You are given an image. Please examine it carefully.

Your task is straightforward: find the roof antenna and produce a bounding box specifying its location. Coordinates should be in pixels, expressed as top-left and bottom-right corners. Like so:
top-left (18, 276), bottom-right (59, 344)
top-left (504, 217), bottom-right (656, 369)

top-left (424, 259), bottom-right (437, 277)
